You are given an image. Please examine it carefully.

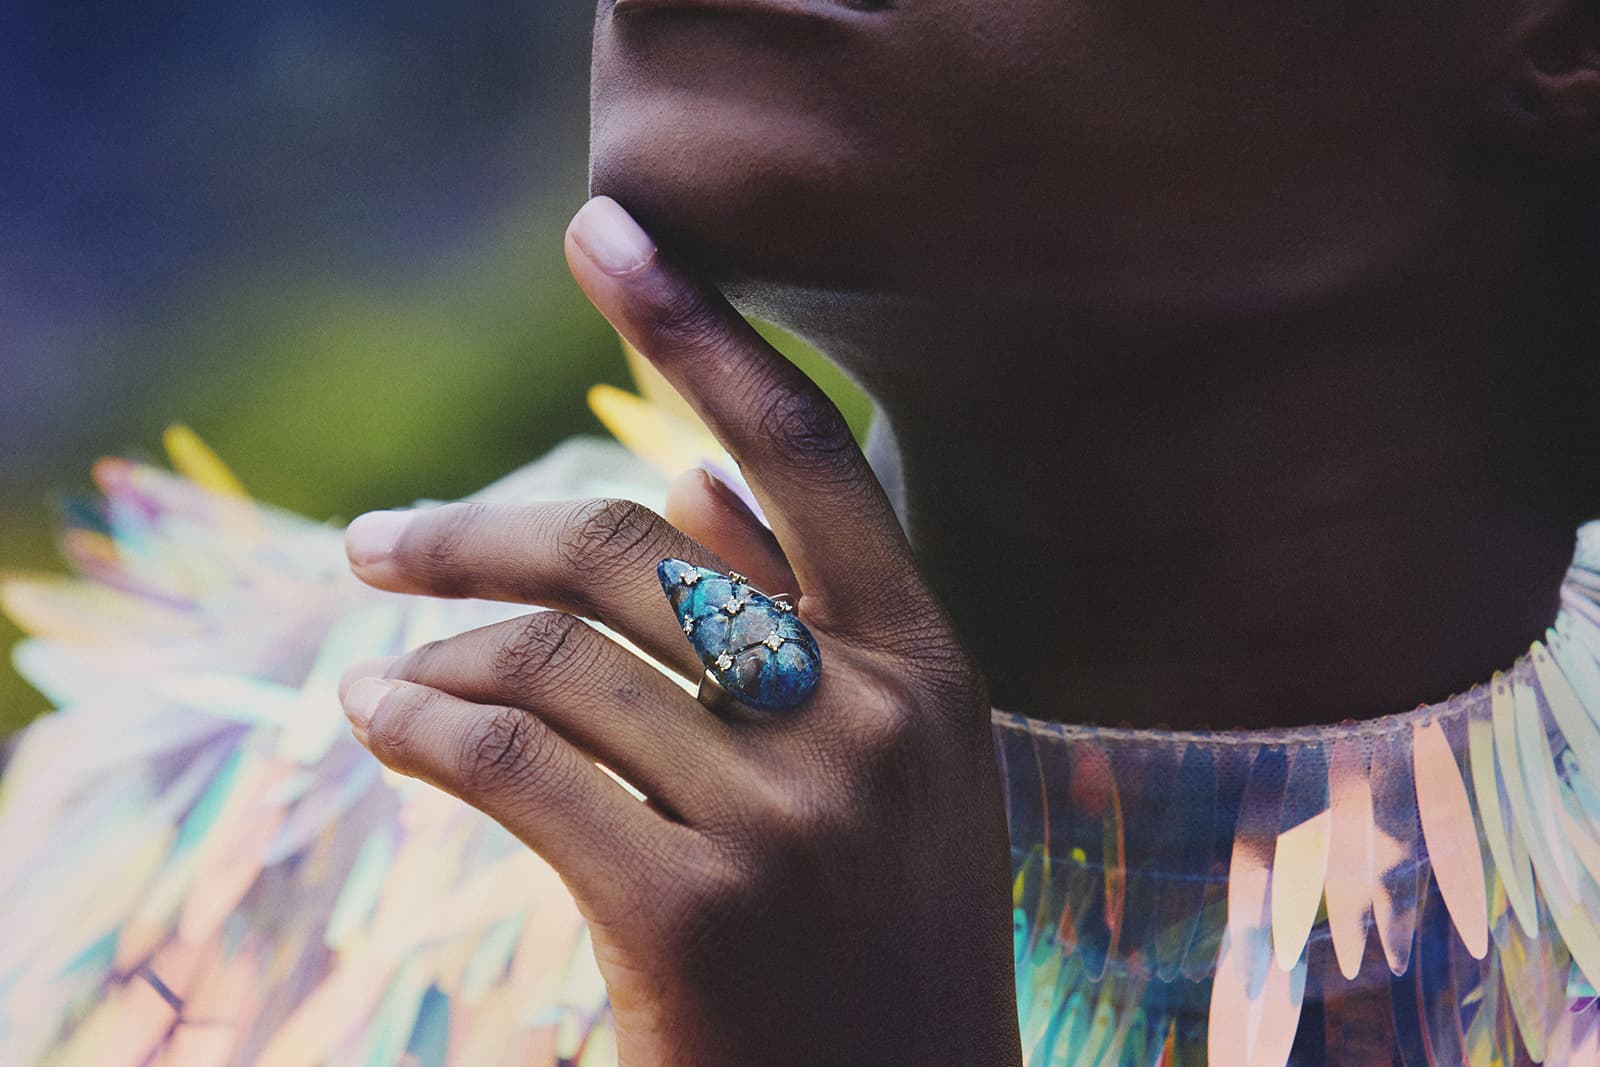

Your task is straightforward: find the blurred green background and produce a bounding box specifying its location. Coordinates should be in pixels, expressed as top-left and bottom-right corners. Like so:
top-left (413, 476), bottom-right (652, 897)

top-left (0, 4), bottom-right (867, 736)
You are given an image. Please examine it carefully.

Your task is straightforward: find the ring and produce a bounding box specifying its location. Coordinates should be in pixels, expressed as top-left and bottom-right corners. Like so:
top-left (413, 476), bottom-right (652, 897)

top-left (658, 558), bottom-right (821, 712)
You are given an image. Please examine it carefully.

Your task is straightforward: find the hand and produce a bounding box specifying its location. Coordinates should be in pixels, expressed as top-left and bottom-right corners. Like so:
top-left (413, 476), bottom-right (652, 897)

top-left (339, 197), bottom-right (1022, 1067)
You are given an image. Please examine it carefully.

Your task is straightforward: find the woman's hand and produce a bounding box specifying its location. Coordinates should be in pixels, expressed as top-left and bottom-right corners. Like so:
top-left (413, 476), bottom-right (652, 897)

top-left (339, 197), bottom-right (1022, 1067)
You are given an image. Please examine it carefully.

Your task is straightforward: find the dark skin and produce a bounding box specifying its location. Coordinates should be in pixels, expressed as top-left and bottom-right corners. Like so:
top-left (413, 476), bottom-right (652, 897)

top-left (339, 0), bottom-right (1600, 1062)
top-left (591, 0), bottom-right (1600, 727)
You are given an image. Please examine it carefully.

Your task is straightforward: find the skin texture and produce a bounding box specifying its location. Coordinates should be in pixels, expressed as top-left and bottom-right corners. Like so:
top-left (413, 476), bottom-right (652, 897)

top-left (342, 199), bottom-right (1021, 1066)
top-left (339, 1), bottom-right (1600, 1061)
top-left (589, 0), bottom-right (1600, 727)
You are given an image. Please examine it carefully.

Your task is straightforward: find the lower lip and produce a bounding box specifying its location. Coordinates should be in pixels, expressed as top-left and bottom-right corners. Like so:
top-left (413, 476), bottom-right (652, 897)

top-left (612, 0), bottom-right (875, 22)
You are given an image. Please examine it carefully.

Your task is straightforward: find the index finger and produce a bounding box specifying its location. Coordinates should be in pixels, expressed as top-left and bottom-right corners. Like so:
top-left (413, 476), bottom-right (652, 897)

top-left (564, 196), bottom-right (931, 636)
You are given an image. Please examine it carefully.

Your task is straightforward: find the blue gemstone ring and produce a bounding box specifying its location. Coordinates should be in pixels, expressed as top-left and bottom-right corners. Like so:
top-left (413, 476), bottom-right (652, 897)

top-left (658, 558), bottom-right (821, 712)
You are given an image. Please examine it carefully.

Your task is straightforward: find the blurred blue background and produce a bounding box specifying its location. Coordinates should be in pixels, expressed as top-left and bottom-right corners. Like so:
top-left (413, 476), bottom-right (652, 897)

top-left (0, 4), bottom-right (871, 735)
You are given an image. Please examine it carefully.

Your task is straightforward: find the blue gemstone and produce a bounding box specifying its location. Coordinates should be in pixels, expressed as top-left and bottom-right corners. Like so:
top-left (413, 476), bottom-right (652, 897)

top-left (657, 558), bottom-right (821, 711)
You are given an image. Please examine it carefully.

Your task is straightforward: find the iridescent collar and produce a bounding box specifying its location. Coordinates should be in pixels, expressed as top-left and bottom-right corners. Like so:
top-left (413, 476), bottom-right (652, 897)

top-left (992, 522), bottom-right (1600, 1065)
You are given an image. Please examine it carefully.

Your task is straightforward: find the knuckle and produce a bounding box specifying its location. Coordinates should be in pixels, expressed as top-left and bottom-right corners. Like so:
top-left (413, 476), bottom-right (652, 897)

top-left (908, 644), bottom-right (987, 711)
top-left (490, 611), bottom-right (596, 692)
top-left (457, 706), bottom-right (563, 799)
top-left (820, 672), bottom-right (930, 788)
top-left (745, 775), bottom-right (828, 838)
top-left (879, 617), bottom-right (973, 682)
top-left (662, 857), bottom-right (765, 960)
top-left (840, 668), bottom-right (918, 729)
top-left (850, 695), bottom-right (922, 771)
top-left (753, 386), bottom-right (857, 478)
top-left (556, 498), bottom-right (666, 580)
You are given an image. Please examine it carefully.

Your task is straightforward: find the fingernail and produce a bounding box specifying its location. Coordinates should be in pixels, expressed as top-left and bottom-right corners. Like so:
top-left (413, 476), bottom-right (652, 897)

top-left (700, 467), bottom-right (751, 516)
top-left (569, 197), bottom-right (656, 276)
top-left (339, 656), bottom-right (398, 702)
top-left (346, 510), bottom-right (411, 567)
top-left (343, 676), bottom-right (395, 741)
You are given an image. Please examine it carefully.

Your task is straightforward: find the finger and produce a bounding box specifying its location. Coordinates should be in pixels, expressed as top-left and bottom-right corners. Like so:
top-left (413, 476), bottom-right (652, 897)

top-left (663, 468), bottom-right (798, 598)
top-left (564, 197), bottom-right (929, 635)
top-left (340, 656), bottom-right (397, 702)
top-left (345, 498), bottom-right (722, 680)
top-left (343, 676), bottom-right (686, 906)
top-left (361, 610), bottom-right (744, 818)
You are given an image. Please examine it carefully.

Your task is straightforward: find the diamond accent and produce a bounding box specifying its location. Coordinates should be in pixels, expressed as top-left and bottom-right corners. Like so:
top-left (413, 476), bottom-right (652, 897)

top-left (658, 556), bottom-right (821, 711)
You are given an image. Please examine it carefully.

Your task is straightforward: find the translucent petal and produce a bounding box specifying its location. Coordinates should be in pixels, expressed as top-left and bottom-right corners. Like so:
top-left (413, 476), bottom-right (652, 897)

top-left (1213, 747), bottom-right (1288, 1060)
top-left (1551, 625), bottom-right (1600, 737)
top-left (1511, 670), bottom-right (1600, 985)
top-left (1414, 717), bottom-right (1489, 959)
top-left (1417, 881), bottom-right (1471, 1065)
top-left (1150, 745), bottom-right (1218, 982)
top-left (162, 425), bottom-right (248, 498)
top-left (586, 384), bottom-right (727, 482)
top-left (1229, 746), bottom-right (1287, 950)
top-left (1325, 735), bottom-right (1376, 980)
top-left (1370, 727), bottom-right (1423, 976)
top-left (1271, 743), bottom-right (1330, 971)
top-left (1182, 746), bottom-right (1250, 983)
top-left (1115, 742), bottom-right (1183, 979)
top-left (1533, 640), bottom-right (1600, 801)
top-left (1060, 736), bottom-right (1126, 982)
top-left (1247, 953), bottom-right (1307, 1067)
top-left (1472, 677), bottom-right (1540, 937)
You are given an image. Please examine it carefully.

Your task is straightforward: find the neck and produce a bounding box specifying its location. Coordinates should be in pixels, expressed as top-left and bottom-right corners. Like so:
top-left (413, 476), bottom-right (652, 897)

top-left (768, 211), bottom-right (1593, 729)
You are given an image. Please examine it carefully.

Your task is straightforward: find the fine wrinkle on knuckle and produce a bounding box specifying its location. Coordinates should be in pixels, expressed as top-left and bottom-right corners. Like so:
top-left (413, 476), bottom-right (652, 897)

top-left (753, 387), bottom-right (857, 481)
top-left (875, 614), bottom-right (968, 674)
top-left (459, 706), bottom-right (562, 800)
top-left (490, 611), bottom-right (596, 694)
top-left (557, 498), bottom-right (665, 584)
top-left (892, 633), bottom-right (985, 710)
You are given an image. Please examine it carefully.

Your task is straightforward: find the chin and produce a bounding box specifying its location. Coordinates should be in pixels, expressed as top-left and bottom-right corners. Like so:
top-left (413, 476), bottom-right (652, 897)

top-left (587, 81), bottom-right (919, 314)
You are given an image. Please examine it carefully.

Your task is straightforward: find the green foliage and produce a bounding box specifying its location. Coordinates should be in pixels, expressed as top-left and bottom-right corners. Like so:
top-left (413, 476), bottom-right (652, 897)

top-left (0, 200), bottom-right (870, 736)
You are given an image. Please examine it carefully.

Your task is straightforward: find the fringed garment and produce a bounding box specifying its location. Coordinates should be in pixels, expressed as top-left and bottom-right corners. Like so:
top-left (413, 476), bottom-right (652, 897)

top-left (1, 396), bottom-right (1596, 1066)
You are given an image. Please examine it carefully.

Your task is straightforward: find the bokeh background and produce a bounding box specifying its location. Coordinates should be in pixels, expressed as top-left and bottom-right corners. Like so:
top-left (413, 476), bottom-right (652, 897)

top-left (0, 3), bottom-right (867, 736)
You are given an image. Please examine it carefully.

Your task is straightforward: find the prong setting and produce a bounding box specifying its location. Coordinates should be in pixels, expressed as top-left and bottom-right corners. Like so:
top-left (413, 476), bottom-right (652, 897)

top-left (658, 557), bottom-right (820, 711)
